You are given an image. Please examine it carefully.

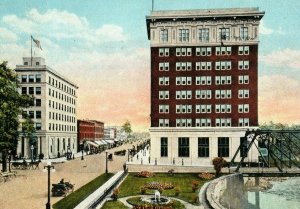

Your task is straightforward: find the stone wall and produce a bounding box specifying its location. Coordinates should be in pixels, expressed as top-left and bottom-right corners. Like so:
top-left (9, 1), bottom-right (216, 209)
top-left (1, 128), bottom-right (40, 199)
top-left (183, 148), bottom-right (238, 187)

top-left (205, 173), bottom-right (247, 209)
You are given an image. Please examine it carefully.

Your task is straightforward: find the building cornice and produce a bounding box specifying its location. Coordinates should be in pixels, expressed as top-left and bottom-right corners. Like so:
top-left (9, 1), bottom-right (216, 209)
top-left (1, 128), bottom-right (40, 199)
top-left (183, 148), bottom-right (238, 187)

top-left (15, 65), bottom-right (78, 89)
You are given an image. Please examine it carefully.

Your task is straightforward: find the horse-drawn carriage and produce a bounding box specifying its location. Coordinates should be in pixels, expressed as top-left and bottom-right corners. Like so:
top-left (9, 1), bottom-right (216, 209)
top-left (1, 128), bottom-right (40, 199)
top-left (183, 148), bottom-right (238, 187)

top-left (51, 179), bottom-right (74, 197)
top-left (11, 160), bottom-right (41, 170)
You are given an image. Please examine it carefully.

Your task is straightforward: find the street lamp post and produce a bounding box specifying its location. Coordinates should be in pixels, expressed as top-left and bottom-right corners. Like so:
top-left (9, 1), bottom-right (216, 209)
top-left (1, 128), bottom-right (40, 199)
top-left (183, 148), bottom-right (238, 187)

top-left (105, 151), bottom-right (108, 174)
top-left (81, 143), bottom-right (84, 160)
top-left (127, 149), bottom-right (130, 162)
top-left (8, 150), bottom-right (11, 172)
top-left (43, 162), bottom-right (55, 209)
top-left (31, 145), bottom-right (34, 162)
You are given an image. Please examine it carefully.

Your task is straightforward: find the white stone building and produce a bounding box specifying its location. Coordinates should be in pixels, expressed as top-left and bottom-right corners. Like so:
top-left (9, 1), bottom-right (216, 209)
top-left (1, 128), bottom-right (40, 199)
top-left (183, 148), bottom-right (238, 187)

top-left (16, 57), bottom-right (78, 159)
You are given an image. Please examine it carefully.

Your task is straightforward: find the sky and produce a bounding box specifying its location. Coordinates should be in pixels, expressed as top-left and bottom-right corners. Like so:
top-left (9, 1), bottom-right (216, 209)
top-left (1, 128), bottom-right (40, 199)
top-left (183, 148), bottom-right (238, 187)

top-left (1, 0), bottom-right (300, 131)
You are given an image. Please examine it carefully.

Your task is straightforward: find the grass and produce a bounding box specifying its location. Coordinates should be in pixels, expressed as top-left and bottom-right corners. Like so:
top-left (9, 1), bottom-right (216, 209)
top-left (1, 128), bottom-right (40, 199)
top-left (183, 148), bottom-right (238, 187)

top-left (127, 196), bottom-right (185, 209)
top-left (118, 173), bottom-right (209, 205)
top-left (53, 173), bottom-right (113, 209)
top-left (101, 200), bottom-right (128, 209)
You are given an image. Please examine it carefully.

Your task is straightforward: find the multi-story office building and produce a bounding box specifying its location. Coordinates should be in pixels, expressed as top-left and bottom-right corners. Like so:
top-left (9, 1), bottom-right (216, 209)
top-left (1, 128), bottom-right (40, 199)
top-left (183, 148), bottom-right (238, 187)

top-left (146, 8), bottom-right (264, 165)
top-left (16, 57), bottom-right (78, 159)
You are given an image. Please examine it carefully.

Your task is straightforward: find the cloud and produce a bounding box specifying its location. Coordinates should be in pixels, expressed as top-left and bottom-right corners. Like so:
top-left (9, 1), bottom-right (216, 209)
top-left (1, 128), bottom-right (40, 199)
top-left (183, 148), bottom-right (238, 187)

top-left (259, 75), bottom-right (300, 125)
top-left (2, 8), bottom-right (126, 45)
top-left (260, 48), bottom-right (300, 69)
top-left (259, 21), bottom-right (273, 35)
top-left (0, 27), bottom-right (19, 42)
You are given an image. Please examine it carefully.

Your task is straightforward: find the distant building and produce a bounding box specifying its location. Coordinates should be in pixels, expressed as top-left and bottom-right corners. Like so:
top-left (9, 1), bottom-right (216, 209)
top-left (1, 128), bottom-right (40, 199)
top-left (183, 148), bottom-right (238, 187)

top-left (146, 8), bottom-right (264, 165)
top-left (77, 119), bottom-right (104, 142)
top-left (16, 57), bottom-right (78, 159)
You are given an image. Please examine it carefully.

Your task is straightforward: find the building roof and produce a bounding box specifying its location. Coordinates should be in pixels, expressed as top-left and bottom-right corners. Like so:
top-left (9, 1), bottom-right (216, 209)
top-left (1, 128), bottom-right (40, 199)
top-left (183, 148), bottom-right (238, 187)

top-left (146, 7), bottom-right (265, 39)
top-left (15, 57), bottom-right (79, 88)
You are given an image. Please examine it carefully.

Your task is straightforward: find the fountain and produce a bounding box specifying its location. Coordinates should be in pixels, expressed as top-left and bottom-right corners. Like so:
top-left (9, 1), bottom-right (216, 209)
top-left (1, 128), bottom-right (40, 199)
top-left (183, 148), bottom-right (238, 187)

top-left (142, 190), bottom-right (171, 205)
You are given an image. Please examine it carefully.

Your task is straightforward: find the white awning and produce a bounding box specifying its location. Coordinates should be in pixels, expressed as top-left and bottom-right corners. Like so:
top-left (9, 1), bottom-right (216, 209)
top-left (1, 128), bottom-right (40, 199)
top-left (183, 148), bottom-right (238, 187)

top-left (86, 141), bottom-right (99, 147)
top-left (95, 140), bottom-right (107, 146)
top-left (104, 139), bottom-right (115, 144)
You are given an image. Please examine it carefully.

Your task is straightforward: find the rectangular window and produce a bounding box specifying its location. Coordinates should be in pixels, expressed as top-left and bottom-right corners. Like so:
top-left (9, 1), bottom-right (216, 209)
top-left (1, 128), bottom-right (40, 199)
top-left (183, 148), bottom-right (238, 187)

top-left (238, 46), bottom-right (250, 55)
top-left (195, 118), bottom-right (211, 127)
top-left (21, 75), bottom-right (27, 82)
top-left (199, 28), bottom-right (209, 42)
top-left (196, 47), bottom-right (211, 56)
top-left (36, 111), bottom-right (41, 119)
top-left (36, 87), bottom-right (41, 95)
top-left (159, 77), bottom-right (169, 85)
top-left (179, 29), bottom-right (189, 42)
top-left (22, 87), bottom-right (27, 95)
top-left (36, 123), bottom-right (42, 130)
top-left (159, 91), bottom-right (169, 100)
top-left (240, 27), bottom-right (249, 40)
top-left (238, 89), bottom-right (250, 98)
top-left (161, 137), bottom-right (168, 157)
top-left (215, 47), bottom-right (231, 56)
top-left (159, 62), bottom-right (169, 71)
top-left (159, 48), bottom-right (169, 57)
top-left (238, 75), bottom-right (249, 84)
top-left (29, 111), bottom-right (34, 119)
top-left (219, 28), bottom-right (230, 41)
top-left (35, 74), bottom-right (41, 83)
top-left (218, 137), bottom-right (229, 157)
top-left (159, 105), bottom-right (169, 114)
top-left (198, 137), bottom-right (209, 157)
top-left (238, 60), bottom-right (250, 70)
top-left (159, 119), bottom-right (169, 127)
top-left (28, 75), bottom-right (34, 82)
top-left (160, 29), bottom-right (168, 42)
top-left (178, 137), bottom-right (189, 157)
top-left (29, 87), bottom-right (34, 95)
top-left (239, 118), bottom-right (250, 127)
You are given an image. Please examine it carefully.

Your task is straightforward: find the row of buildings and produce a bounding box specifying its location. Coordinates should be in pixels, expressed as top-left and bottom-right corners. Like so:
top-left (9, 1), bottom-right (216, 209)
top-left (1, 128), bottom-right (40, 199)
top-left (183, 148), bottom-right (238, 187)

top-left (15, 57), bottom-right (126, 159)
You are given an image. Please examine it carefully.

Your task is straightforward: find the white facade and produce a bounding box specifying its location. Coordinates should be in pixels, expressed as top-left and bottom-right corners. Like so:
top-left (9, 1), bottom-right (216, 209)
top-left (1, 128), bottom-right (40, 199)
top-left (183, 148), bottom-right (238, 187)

top-left (150, 127), bottom-right (259, 166)
top-left (16, 57), bottom-right (78, 159)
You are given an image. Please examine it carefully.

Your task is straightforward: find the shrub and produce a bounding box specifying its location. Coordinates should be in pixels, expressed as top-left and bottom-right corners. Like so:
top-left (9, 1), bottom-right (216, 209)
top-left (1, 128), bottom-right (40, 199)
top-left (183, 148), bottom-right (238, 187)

top-left (212, 157), bottom-right (227, 177)
top-left (140, 186), bottom-right (146, 194)
top-left (135, 171), bottom-right (153, 178)
top-left (198, 172), bottom-right (215, 180)
top-left (111, 188), bottom-right (119, 200)
top-left (191, 180), bottom-right (200, 192)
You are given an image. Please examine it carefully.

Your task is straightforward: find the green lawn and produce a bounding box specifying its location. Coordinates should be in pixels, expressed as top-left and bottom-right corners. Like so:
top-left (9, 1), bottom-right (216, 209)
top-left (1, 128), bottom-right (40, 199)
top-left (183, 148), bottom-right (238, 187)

top-left (53, 173), bottom-right (113, 209)
top-left (101, 200), bottom-right (128, 209)
top-left (118, 173), bottom-right (209, 205)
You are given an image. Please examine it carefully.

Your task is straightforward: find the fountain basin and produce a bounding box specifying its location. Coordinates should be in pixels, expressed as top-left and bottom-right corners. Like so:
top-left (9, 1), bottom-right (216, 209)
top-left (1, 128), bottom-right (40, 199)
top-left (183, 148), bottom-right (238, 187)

top-left (141, 196), bottom-right (171, 205)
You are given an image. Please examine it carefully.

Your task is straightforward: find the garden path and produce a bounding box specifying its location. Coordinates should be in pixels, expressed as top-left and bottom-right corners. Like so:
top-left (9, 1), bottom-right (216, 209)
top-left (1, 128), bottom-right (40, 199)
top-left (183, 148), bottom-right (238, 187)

top-left (118, 195), bottom-right (204, 209)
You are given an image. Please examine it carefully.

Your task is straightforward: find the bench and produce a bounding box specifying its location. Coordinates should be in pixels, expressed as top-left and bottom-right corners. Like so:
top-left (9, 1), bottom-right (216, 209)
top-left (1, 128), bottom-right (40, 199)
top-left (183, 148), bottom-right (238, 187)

top-left (1, 171), bottom-right (17, 182)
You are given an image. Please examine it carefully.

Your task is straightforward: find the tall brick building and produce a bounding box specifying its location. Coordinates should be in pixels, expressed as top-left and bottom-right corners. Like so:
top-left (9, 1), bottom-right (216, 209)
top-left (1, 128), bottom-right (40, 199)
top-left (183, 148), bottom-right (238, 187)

top-left (146, 8), bottom-right (264, 165)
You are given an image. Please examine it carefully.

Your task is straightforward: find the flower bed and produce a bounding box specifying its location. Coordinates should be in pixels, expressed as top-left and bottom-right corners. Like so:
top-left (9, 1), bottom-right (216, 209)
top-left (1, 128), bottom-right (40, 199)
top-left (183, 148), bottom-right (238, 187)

top-left (198, 172), bottom-right (215, 180)
top-left (135, 171), bottom-right (153, 178)
top-left (144, 182), bottom-right (174, 190)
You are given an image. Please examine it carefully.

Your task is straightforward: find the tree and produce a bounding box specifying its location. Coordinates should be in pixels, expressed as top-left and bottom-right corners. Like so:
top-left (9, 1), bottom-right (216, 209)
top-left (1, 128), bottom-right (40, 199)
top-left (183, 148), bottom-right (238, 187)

top-left (122, 120), bottom-right (132, 135)
top-left (0, 61), bottom-right (32, 171)
top-left (22, 115), bottom-right (37, 146)
top-left (212, 157), bottom-right (227, 177)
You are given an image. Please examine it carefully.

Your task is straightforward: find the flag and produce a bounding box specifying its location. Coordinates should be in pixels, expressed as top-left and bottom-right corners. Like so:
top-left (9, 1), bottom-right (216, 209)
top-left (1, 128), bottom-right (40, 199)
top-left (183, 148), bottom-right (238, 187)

top-left (31, 36), bottom-right (42, 50)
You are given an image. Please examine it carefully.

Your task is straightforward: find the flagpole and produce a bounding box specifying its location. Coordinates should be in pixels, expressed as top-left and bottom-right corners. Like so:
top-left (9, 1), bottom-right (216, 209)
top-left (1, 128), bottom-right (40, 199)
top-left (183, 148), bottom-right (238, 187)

top-left (152, 0), bottom-right (154, 11)
top-left (31, 35), bottom-right (33, 66)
